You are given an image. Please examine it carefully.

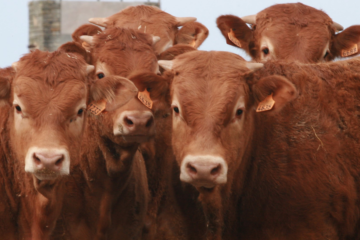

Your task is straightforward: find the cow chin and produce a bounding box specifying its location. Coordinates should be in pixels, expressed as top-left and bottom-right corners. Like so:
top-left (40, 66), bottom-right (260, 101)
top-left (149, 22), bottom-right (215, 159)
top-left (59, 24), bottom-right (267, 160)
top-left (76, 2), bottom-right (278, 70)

top-left (120, 135), bottom-right (153, 143)
top-left (24, 147), bottom-right (70, 180)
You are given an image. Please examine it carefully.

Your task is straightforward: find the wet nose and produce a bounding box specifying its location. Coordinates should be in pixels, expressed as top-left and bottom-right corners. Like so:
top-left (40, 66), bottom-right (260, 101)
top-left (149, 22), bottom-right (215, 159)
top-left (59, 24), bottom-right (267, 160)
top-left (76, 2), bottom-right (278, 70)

top-left (186, 162), bottom-right (222, 180)
top-left (33, 152), bottom-right (64, 171)
top-left (180, 155), bottom-right (228, 187)
top-left (122, 112), bottom-right (154, 134)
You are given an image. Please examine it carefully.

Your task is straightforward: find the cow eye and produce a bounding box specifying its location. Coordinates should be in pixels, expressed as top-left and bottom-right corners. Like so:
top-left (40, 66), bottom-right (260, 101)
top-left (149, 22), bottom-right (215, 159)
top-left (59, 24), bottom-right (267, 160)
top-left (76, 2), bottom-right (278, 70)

top-left (15, 105), bottom-right (22, 113)
top-left (77, 108), bottom-right (84, 116)
top-left (262, 48), bottom-right (269, 55)
top-left (324, 51), bottom-right (329, 59)
top-left (236, 109), bottom-right (243, 116)
top-left (173, 106), bottom-right (180, 114)
top-left (97, 73), bottom-right (105, 79)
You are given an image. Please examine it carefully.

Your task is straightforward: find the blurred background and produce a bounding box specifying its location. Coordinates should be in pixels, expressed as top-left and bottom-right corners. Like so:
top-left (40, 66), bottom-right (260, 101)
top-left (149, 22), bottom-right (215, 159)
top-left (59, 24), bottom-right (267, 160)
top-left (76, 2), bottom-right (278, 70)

top-left (1, 0), bottom-right (359, 68)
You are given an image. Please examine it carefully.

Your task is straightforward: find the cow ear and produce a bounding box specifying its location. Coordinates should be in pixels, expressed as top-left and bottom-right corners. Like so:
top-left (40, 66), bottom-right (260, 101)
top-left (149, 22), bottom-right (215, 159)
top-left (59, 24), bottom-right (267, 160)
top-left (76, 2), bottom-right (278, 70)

top-left (216, 15), bottom-right (253, 53)
top-left (79, 35), bottom-right (94, 53)
top-left (90, 76), bottom-right (138, 112)
top-left (129, 72), bottom-right (171, 112)
top-left (72, 24), bottom-right (102, 45)
top-left (251, 75), bottom-right (297, 113)
top-left (0, 67), bottom-right (13, 102)
top-left (158, 44), bottom-right (196, 60)
top-left (332, 25), bottom-right (360, 59)
top-left (176, 22), bottom-right (209, 48)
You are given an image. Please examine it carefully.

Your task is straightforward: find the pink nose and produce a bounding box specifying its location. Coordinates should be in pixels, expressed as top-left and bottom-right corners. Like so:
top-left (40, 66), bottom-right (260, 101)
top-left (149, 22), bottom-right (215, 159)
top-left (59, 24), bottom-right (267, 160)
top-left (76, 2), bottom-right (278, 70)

top-left (186, 162), bottom-right (222, 181)
top-left (33, 152), bottom-right (64, 171)
top-left (122, 112), bottom-right (154, 135)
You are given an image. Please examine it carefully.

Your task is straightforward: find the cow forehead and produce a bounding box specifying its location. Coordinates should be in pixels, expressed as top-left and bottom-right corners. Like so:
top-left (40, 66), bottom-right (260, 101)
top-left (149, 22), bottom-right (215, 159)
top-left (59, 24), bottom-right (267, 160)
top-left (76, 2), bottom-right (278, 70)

top-left (14, 76), bottom-right (86, 113)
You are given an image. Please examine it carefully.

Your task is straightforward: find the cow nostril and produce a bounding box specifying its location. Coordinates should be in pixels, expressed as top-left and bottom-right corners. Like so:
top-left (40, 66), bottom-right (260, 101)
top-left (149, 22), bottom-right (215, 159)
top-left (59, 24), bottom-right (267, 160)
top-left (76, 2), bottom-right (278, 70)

top-left (33, 154), bottom-right (41, 165)
top-left (55, 156), bottom-right (64, 166)
top-left (124, 117), bottom-right (134, 126)
top-left (145, 117), bottom-right (154, 128)
top-left (210, 164), bottom-right (221, 176)
top-left (187, 163), bottom-right (197, 174)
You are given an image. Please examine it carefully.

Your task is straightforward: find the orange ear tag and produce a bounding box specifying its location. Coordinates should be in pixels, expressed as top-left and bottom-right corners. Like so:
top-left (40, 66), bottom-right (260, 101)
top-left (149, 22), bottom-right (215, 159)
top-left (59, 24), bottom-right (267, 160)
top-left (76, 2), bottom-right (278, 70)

top-left (256, 93), bottom-right (275, 112)
top-left (82, 42), bottom-right (90, 49)
top-left (191, 39), bottom-right (197, 48)
top-left (228, 29), bottom-right (242, 48)
top-left (88, 99), bottom-right (107, 115)
top-left (341, 44), bottom-right (358, 57)
top-left (138, 89), bottom-right (153, 109)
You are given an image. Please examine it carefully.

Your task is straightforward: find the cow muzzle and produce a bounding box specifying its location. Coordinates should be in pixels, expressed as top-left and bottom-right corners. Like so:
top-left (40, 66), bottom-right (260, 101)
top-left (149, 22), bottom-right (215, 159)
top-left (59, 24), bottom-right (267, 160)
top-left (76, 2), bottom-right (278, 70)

top-left (25, 147), bottom-right (70, 180)
top-left (114, 110), bottom-right (155, 143)
top-left (180, 155), bottom-right (228, 189)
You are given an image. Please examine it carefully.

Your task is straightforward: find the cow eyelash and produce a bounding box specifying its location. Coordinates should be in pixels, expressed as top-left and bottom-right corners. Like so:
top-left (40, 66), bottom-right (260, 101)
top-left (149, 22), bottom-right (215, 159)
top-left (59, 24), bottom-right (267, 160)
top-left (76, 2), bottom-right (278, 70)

top-left (14, 105), bottom-right (22, 113)
top-left (236, 109), bottom-right (243, 116)
top-left (324, 51), bottom-right (329, 59)
top-left (97, 72), bottom-right (105, 79)
top-left (77, 108), bottom-right (85, 116)
top-left (172, 106), bottom-right (180, 114)
top-left (262, 47), bottom-right (269, 55)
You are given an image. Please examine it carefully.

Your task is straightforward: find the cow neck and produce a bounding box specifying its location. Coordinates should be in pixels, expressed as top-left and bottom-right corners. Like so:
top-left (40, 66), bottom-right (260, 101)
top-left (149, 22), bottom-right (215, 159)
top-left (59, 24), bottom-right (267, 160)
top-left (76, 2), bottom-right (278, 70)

top-left (0, 105), bottom-right (19, 227)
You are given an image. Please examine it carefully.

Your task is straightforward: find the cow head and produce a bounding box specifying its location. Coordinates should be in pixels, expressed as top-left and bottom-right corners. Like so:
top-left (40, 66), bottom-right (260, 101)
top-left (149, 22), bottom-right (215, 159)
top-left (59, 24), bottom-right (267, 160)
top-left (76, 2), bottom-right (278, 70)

top-left (159, 51), bottom-right (296, 192)
top-left (79, 27), bottom-right (170, 145)
top-left (88, 5), bottom-right (205, 54)
top-left (0, 49), bottom-right (135, 183)
top-left (217, 3), bottom-right (360, 63)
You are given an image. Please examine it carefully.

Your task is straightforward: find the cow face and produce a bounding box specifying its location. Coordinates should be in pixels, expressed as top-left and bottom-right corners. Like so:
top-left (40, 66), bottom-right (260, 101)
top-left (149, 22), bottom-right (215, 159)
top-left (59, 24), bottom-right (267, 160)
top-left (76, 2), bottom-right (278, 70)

top-left (217, 3), bottom-right (360, 63)
top-left (79, 28), bottom-right (170, 144)
top-left (87, 5), bottom-right (205, 54)
top-left (160, 51), bottom-right (296, 191)
top-left (0, 50), bottom-right (135, 183)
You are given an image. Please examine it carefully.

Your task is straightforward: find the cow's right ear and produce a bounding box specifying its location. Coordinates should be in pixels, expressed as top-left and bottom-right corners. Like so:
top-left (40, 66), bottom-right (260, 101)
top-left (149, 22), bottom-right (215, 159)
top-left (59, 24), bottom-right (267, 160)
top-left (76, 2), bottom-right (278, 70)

top-left (216, 15), bottom-right (253, 53)
top-left (90, 76), bottom-right (138, 112)
top-left (72, 24), bottom-right (102, 45)
top-left (0, 66), bottom-right (15, 104)
top-left (332, 25), bottom-right (360, 59)
top-left (251, 75), bottom-right (297, 113)
top-left (176, 22), bottom-right (209, 48)
top-left (79, 35), bottom-right (94, 53)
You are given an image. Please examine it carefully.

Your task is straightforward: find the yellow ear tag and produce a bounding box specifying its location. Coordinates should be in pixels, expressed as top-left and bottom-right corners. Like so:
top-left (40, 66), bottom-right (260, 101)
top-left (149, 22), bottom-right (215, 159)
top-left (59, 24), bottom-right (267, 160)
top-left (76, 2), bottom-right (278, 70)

top-left (256, 93), bottom-right (275, 112)
top-left (88, 99), bottom-right (107, 115)
top-left (341, 44), bottom-right (358, 57)
top-left (228, 29), bottom-right (242, 48)
top-left (138, 89), bottom-right (153, 109)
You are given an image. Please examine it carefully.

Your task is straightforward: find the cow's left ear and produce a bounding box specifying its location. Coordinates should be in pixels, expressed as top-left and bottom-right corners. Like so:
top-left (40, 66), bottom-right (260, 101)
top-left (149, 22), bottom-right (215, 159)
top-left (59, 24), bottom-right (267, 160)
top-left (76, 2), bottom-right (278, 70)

top-left (217, 15), bottom-right (253, 54)
top-left (176, 22), bottom-right (209, 48)
top-left (129, 72), bottom-right (171, 113)
top-left (251, 75), bottom-right (297, 113)
top-left (332, 25), bottom-right (360, 59)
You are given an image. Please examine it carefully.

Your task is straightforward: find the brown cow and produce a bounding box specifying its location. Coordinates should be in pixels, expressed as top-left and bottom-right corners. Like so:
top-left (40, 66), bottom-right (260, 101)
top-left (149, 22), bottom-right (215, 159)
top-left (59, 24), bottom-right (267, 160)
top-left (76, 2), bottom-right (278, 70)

top-left (159, 51), bottom-right (360, 239)
top-left (217, 3), bottom-right (360, 63)
top-left (88, 5), bottom-right (208, 54)
top-left (51, 27), bottom-right (170, 240)
top-left (0, 49), bottom-right (135, 239)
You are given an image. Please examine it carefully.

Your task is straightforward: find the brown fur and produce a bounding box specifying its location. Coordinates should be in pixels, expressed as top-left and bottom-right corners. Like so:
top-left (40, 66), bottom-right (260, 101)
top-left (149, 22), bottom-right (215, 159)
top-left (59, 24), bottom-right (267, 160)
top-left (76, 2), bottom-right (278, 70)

top-left (51, 27), bottom-right (170, 240)
top-left (217, 3), bottom-right (360, 62)
top-left (0, 49), bottom-right (93, 239)
top-left (158, 44), bottom-right (197, 61)
top-left (176, 21), bottom-right (209, 48)
top-left (170, 50), bottom-right (360, 239)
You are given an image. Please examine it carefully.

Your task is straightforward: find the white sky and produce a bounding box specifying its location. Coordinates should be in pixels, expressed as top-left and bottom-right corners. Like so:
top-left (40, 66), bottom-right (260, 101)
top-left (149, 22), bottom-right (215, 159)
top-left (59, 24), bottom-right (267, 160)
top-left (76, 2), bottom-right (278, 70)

top-left (1, 0), bottom-right (360, 68)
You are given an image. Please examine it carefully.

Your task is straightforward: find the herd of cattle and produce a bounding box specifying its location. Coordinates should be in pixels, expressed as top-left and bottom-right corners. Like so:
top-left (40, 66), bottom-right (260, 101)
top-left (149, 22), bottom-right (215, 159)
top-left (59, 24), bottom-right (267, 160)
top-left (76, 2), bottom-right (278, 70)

top-left (2, 2), bottom-right (360, 240)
